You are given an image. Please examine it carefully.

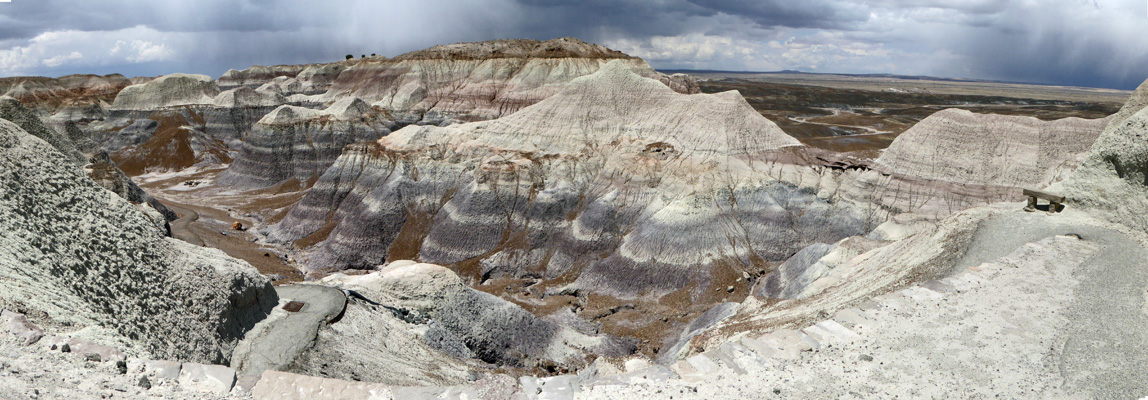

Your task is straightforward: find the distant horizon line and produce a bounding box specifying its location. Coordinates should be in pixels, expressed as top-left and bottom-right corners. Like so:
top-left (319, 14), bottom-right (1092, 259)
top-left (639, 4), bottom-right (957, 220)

top-left (0, 63), bottom-right (1132, 93)
top-left (655, 68), bottom-right (1133, 92)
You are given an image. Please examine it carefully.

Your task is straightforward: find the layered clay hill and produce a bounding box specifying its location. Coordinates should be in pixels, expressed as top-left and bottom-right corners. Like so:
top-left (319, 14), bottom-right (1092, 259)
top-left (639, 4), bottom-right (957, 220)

top-left (2, 37), bottom-right (1145, 399)
top-left (314, 38), bottom-right (700, 124)
top-left (0, 74), bottom-right (131, 112)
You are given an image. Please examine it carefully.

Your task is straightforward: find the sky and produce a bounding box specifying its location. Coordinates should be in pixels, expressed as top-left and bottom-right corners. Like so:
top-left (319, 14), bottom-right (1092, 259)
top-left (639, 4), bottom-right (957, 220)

top-left (0, 0), bottom-right (1146, 90)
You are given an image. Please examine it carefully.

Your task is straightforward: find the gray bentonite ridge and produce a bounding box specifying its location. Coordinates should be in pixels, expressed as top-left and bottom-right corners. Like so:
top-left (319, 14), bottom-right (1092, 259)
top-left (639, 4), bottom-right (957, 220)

top-left (0, 118), bottom-right (276, 364)
top-left (1055, 77), bottom-right (1148, 231)
top-left (0, 95), bottom-right (86, 164)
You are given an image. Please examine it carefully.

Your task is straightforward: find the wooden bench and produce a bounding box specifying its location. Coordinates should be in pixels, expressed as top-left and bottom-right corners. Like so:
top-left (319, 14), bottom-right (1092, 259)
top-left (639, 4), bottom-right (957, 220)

top-left (1023, 188), bottom-right (1065, 213)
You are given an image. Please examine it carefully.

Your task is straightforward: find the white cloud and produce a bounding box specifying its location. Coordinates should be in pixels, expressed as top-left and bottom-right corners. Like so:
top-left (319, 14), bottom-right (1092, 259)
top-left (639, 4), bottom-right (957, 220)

top-left (605, 30), bottom-right (907, 74)
top-left (0, 26), bottom-right (180, 75)
top-left (42, 51), bottom-right (82, 67)
top-left (111, 39), bottom-right (175, 63)
top-left (607, 34), bottom-right (769, 69)
top-left (0, 0), bottom-right (1145, 88)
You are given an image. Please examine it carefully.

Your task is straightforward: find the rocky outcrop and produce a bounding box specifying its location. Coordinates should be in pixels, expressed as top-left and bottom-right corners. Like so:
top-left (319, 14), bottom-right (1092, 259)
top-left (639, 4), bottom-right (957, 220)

top-left (215, 97), bottom-right (393, 188)
top-left (110, 74), bottom-right (221, 111)
top-left (61, 121), bottom-right (98, 154)
top-left (754, 243), bottom-right (836, 299)
top-left (1107, 78), bottom-right (1148, 127)
top-left (0, 119), bottom-right (277, 364)
top-left (318, 38), bottom-right (699, 124)
top-left (0, 96), bottom-right (85, 164)
top-left (285, 263), bottom-right (634, 385)
top-left (1055, 78), bottom-right (1148, 231)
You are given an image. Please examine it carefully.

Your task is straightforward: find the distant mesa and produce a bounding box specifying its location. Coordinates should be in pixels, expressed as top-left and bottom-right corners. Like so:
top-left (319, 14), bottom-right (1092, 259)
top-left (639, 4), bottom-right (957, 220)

top-left (110, 73), bottom-right (221, 111)
top-left (318, 37), bottom-right (700, 125)
top-left (0, 74), bottom-right (130, 111)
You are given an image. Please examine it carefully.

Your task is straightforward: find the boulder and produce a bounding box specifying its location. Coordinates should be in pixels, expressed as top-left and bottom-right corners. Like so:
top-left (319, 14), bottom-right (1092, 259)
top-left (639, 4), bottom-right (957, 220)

top-left (177, 363), bottom-right (237, 394)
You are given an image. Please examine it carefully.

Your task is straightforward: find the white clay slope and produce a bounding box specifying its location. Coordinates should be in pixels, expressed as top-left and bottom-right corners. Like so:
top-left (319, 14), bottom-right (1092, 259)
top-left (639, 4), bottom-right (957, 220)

top-left (384, 60), bottom-right (800, 158)
top-left (876, 108), bottom-right (1106, 188)
top-left (1055, 77), bottom-right (1148, 231)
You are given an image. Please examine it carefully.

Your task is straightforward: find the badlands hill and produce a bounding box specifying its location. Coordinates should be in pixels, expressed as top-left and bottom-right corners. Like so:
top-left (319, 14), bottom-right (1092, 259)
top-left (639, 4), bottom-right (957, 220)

top-left (0, 73), bottom-right (130, 111)
top-left (317, 38), bottom-right (699, 124)
top-left (215, 98), bottom-right (394, 188)
top-left (267, 61), bottom-right (868, 356)
top-left (876, 108), bottom-right (1106, 188)
top-left (1, 37), bottom-right (1143, 399)
top-left (40, 38), bottom-right (697, 179)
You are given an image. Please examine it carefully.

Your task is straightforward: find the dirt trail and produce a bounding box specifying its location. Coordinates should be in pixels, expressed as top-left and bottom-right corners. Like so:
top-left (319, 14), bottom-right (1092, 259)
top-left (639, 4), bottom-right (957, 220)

top-left (161, 197), bottom-right (304, 284)
top-left (168, 204), bottom-right (205, 246)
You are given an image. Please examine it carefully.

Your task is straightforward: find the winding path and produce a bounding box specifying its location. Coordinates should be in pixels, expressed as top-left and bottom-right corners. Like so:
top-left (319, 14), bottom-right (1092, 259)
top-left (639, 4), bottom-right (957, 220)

top-left (167, 204), bottom-right (205, 246)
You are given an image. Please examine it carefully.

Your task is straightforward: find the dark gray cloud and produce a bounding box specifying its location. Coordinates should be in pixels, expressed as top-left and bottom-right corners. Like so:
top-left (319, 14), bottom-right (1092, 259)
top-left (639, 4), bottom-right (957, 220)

top-left (0, 0), bottom-right (1145, 89)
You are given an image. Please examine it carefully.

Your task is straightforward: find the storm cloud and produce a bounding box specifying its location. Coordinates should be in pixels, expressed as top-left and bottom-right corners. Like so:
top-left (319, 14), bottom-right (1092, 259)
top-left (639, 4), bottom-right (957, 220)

top-left (0, 0), bottom-right (1145, 89)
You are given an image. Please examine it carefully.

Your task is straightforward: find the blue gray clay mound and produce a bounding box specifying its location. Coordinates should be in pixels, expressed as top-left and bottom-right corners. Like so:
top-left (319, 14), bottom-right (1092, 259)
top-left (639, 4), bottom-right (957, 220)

top-left (0, 118), bottom-right (276, 364)
top-left (214, 97), bottom-right (394, 189)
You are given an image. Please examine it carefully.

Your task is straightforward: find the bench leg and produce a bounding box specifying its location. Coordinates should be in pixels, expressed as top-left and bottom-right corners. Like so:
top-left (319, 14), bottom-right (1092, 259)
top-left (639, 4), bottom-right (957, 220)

top-left (1025, 196), bottom-right (1037, 212)
top-left (1050, 202), bottom-right (1062, 213)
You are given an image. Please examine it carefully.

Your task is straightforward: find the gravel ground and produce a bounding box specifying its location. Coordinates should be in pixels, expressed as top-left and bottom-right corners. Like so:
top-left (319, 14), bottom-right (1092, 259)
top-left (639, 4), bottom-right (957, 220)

top-left (0, 334), bottom-right (250, 400)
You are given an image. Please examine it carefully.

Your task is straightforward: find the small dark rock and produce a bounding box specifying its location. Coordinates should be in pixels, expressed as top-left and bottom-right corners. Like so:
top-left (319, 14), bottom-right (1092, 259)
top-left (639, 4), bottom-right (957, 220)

top-left (774, 388), bottom-right (781, 394)
top-left (60, 344), bottom-right (70, 353)
top-left (50, 344), bottom-right (57, 351)
top-left (116, 360), bottom-right (127, 374)
top-left (137, 376), bottom-right (151, 389)
top-left (859, 354), bottom-right (874, 362)
top-left (84, 353), bottom-right (101, 362)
